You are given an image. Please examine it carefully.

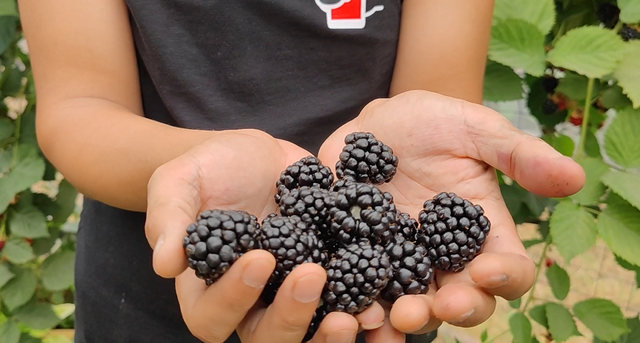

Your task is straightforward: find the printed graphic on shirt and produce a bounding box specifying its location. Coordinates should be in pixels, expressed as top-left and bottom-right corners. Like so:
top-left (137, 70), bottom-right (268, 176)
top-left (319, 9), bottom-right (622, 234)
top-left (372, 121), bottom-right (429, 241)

top-left (314, 0), bottom-right (384, 29)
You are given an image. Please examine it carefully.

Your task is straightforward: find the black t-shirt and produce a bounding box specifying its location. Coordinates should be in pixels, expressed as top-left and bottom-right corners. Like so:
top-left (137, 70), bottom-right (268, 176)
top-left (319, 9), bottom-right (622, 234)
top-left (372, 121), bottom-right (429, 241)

top-left (73, 1), bottom-right (434, 342)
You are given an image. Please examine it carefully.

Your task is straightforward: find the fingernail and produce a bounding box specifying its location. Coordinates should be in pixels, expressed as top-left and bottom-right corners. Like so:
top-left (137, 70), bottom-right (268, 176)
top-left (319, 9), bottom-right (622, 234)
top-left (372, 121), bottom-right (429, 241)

top-left (455, 309), bottom-right (475, 323)
top-left (360, 320), bottom-right (384, 330)
top-left (293, 274), bottom-right (325, 303)
top-left (153, 234), bottom-right (165, 259)
top-left (242, 259), bottom-right (271, 289)
top-left (486, 273), bottom-right (509, 287)
top-left (326, 330), bottom-right (356, 343)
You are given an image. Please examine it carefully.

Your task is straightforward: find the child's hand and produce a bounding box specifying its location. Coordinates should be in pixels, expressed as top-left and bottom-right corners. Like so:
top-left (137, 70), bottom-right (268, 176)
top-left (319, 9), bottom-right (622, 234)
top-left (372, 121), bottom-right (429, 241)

top-left (318, 90), bottom-right (586, 342)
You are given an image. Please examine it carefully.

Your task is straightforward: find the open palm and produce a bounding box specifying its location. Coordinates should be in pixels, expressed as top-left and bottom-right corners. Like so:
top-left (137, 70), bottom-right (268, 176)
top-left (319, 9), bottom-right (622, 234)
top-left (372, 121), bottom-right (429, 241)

top-left (318, 90), bottom-right (586, 340)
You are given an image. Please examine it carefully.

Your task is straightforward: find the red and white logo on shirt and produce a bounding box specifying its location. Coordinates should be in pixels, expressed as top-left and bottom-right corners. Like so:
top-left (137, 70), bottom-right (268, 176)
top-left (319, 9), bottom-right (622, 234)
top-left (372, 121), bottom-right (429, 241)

top-left (314, 0), bottom-right (384, 29)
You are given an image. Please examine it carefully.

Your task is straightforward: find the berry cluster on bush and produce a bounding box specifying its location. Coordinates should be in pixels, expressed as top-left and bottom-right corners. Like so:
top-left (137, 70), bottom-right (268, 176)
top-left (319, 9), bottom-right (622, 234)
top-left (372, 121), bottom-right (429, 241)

top-left (182, 132), bottom-right (492, 342)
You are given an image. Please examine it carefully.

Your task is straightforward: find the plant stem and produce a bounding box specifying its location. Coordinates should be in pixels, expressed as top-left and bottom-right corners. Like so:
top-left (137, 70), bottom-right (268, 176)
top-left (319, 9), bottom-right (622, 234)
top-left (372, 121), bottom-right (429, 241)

top-left (576, 77), bottom-right (595, 159)
top-left (484, 329), bottom-right (509, 343)
top-left (522, 240), bottom-right (551, 312)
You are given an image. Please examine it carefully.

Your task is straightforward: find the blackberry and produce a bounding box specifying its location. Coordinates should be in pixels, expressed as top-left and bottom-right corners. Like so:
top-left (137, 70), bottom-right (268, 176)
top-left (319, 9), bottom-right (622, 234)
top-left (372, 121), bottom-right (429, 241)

top-left (335, 132), bottom-right (398, 184)
top-left (322, 240), bottom-right (391, 314)
top-left (597, 2), bottom-right (620, 28)
top-left (417, 192), bottom-right (491, 273)
top-left (303, 306), bottom-right (328, 342)
top-left (381, 239), bottom-right (434, 302)
top-left (183, 209), bottom-right (261, 285)
top-left (541, 76), bottom-right (559, 94)
top-left (620, 26), bottom-right (640, 41)
top-left (278, 185), bottom-right (334, 238)
top-left (382, 211), bottom-right (418, 244)
top-left (542, 98), bottom-right (559, 115)
top-left (259, 215), bottom-right (328, 304)
top-left (275, 156), bottom-right (334, 203)
top-left (327, 182), bottom-right (397, 244)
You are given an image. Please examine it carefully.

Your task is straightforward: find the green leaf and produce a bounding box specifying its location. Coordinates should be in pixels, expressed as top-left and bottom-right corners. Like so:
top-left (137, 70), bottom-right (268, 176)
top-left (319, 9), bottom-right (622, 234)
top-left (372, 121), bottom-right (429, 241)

top-left (549, 201), bottom-right (597, 262)
top-left (603, 107), bottom-right (640, 168)
top-left (584, 129), bottom-right (602, 159)
top-left (547, 26), bottom-right (627, 79)
top-left (527, 78), bottom-right (567, 129)
top-left (0, 268), bottom-right (37, 311)
top-left (0, 320), bottom-right (20, 343)
top-left (0, 117), bottom-right (14, 142)
top-left (1, 66), bottom-right (24, 97)
top-left (509, 312), bottom-right (532, 343)
top-left (1, 239), bottom-right (34, 264)
top-left (529, 304), bottom-right (549, 328)
top-left (546, 263), bottom-right (570, 300)
top-left (33, 179), bottom-right (78, 225)
top-left (545, 302), bottom-right (580, 342)
top-left (52, 303), bottom-right (75, 320)
top-left (602, 170), bottom-right (640, 211)
top-left (574, 298), bottom-right (628, 341)
top-left (509, 297), bottom-right (522, 309)
top-left (0, 149), bottom-right (46, 213)
top-left (613, 41), bottom-right (640, 109)
top-left (8, 205), bottom-right (49, 239)
top-left (556, 71), bottom-right (601, 101)
top-left (18, 334), bottom-right (42, 343)
top-left (492, 0), bottom-right (556, 34)
top-left (615, 256), bottom-right (640, 287)
top-left (0, 16), bottom-right (16, 55)
top-left (483, 61), bottom-right (524, 101)
top-left (618, 0), bottom-right (640, 23)
top-left (489, 19), bottom-right (546, 76)
top-left (542, 133), bottom-right (575, 157)
top-left (12, 302), bottom-right (62, 331)
top-left (480, 329), bottom-right (488, 342)
top-left (569, 157), bottom-right (609, 206)
top-left (595, 316), bottom-right (640, 343)
top-left (0, 0), bottom-right (18, 16)
top-left (597, 194), bottom-right (640, 267)
top-left (41, 250), bottom-right (75, 292)
top-left (522, 239), bottom-right (545, 249)
top-left (601, 85), bottom-right (634, 110)
top-left (0, 263), bottom-right (14, 288)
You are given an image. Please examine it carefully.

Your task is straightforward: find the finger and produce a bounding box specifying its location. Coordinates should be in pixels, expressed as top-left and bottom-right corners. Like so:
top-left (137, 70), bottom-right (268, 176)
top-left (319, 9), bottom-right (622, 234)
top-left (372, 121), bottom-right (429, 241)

top-left (176, 249), bottom-right (275, 343)
top-left (468, 252), bottom-right (535, 300)
top-left (146, 157), bottom-right (202, 278)
top-left (432, 282), bottom-right (496, 327)
top-left (389, 295), bottom-right (441, 334)
top-left (309, 312), bottom-right (359, 343)
top-left (251, 263), bottom-right (327, 343)
top-left (364, 319), bottom-right (406, 343)
top-left (354, 301), bottom-right (386, 330)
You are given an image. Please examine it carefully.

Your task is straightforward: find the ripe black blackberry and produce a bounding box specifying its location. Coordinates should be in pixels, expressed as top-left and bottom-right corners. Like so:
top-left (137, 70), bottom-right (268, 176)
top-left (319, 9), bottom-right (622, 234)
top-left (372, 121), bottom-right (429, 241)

top-left (275, 156), bottom-right (334, 203)
top-left (183, 209), bottom-right (261, 285)
top-left (303, 306), bottom-right (328, 342)
top-left (382, 210), bottom-right (418, 244)
top-left (542, 98), bottom-right (559, 115)
top-left (597, 2), bottom-right (620, 28)
top-left (335, 132), bottom-right (399, 185)
top-left (278, 185), bottom-right (334, 238)
top-left (322, 240), bottom-right (391, 314)
top-left (417, 192), bottom-right (491, 273)
top-left (327, 182), bottom-right (397, 244)
top-left (259, 215), bottom-right (328, 304)
top-left (620, 26), bottom-right (640, 41)
top-left (381, 238), bottom-right (435, 302)
top-left (541, 76), bottom-right (559, 94)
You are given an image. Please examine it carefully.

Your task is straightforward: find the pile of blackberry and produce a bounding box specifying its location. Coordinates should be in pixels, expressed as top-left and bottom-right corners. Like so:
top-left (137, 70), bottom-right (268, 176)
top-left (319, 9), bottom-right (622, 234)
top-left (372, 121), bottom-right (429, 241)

top-left (182, 132), bottom-right (492, 342)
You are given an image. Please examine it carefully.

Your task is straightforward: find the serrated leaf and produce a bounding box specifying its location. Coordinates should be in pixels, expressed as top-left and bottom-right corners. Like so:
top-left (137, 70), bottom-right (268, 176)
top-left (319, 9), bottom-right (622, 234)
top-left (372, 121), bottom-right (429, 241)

top-left (546, 263), bottom-right (570, 300)
top-left (574, 298), bottom-right (628, 341)
top-left (0, 320), bottom-right (20, 343)
top-left (613, 41), bottom-right (640, 109)
top-left (603, 107), bottom-right (640, 169)
top-left (601, 85), bottom-right (634, 110)
top-left (542, 133), bottom-right (575, 157)
top-left (0, 262), bottom-right (14, 288)
top-left (510, 312), bottom-right (532, 343)
top-left (8, 205), bottom-right (49, 239)
top-left (0, 117), bottom-right (14, 142)
top-left (596, 316), bottom-right (640, 343)
top-left (529, 304), bottom-right (549, 328)
top-left (547, 26), bottom-right (627, 78)
top-left (570, 157), bottom-right (610, 206)
top-left (509, 297), bottom-right (522, 309)
top-left (0, 150), bottom-right (46, 213)
top-left (483, 61), bottom-right (524, 102)
top-left (556, 71), bottom-right (602, 101)
top-left (602, 170), bottom-right (640, 211)
top-left (597, 194), bottom-right (640, 267)
top-left (0, 268), bottom-right (37, 311)
top-left (41, 250), bottom-right (75, 292)
top-left (549, 201), bottom-right (597, 262)
top-left (489, 19), bottom-right (546, 76)
top-left (545, 302), bottom-right (580, 342)
top-left (0, 16), bottom-right (16, 55)
top-left (492, 0), bottom-right (556, 34)
top-left (1, 239), bottom-right (34, 264)
top-left (585, 129), bottom-right (602, 159)
top-left (618, 0), bottom-right (640, 23)
top-left (12, 302), bottom-right (62, 331)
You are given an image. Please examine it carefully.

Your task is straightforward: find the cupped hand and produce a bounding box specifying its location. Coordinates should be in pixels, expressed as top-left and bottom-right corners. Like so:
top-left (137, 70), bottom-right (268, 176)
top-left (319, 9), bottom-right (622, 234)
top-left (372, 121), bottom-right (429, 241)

top-left (318, 90), bottom-right (586, 341)
top-left (144, 129), bottom-right (383, 343)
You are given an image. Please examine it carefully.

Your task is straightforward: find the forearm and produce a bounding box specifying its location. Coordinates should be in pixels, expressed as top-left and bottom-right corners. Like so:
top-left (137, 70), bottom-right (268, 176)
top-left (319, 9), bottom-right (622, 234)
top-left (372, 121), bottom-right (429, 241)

top-left (37, 97), bottom-right (216, 212)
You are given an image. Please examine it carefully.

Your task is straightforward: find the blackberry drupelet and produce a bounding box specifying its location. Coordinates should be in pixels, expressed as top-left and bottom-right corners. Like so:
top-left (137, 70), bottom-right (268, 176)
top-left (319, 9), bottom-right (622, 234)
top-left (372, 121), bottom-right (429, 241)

top-left (327, 182), bottom-right (397, 244)
top-left (542, 98), bottom-right (559, 115)
top-left (278, 185), bottom-right (334, 238)
top-left (381, 239), bottom-right (434, 302)
top-left (259, 215), bottom-right (328, 304)
top-left (620, 26), bottom-right (640, 41)
top-left (541, 76), bottom-right (559, 94)
top-left (597, 2), bottom-right (620, 28)
top-left (275, 156), bottom-right (334, 203)
top-left (335, 132), bottom-right (398, 184)
top-left (417, 192), bottom-right (491, 273)
top-left (382, 210), bottom-right (419, 245)
top-left (322, 240), bottom-right (391, 314)
top-left (183, 209), bottom-right (261, 285)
